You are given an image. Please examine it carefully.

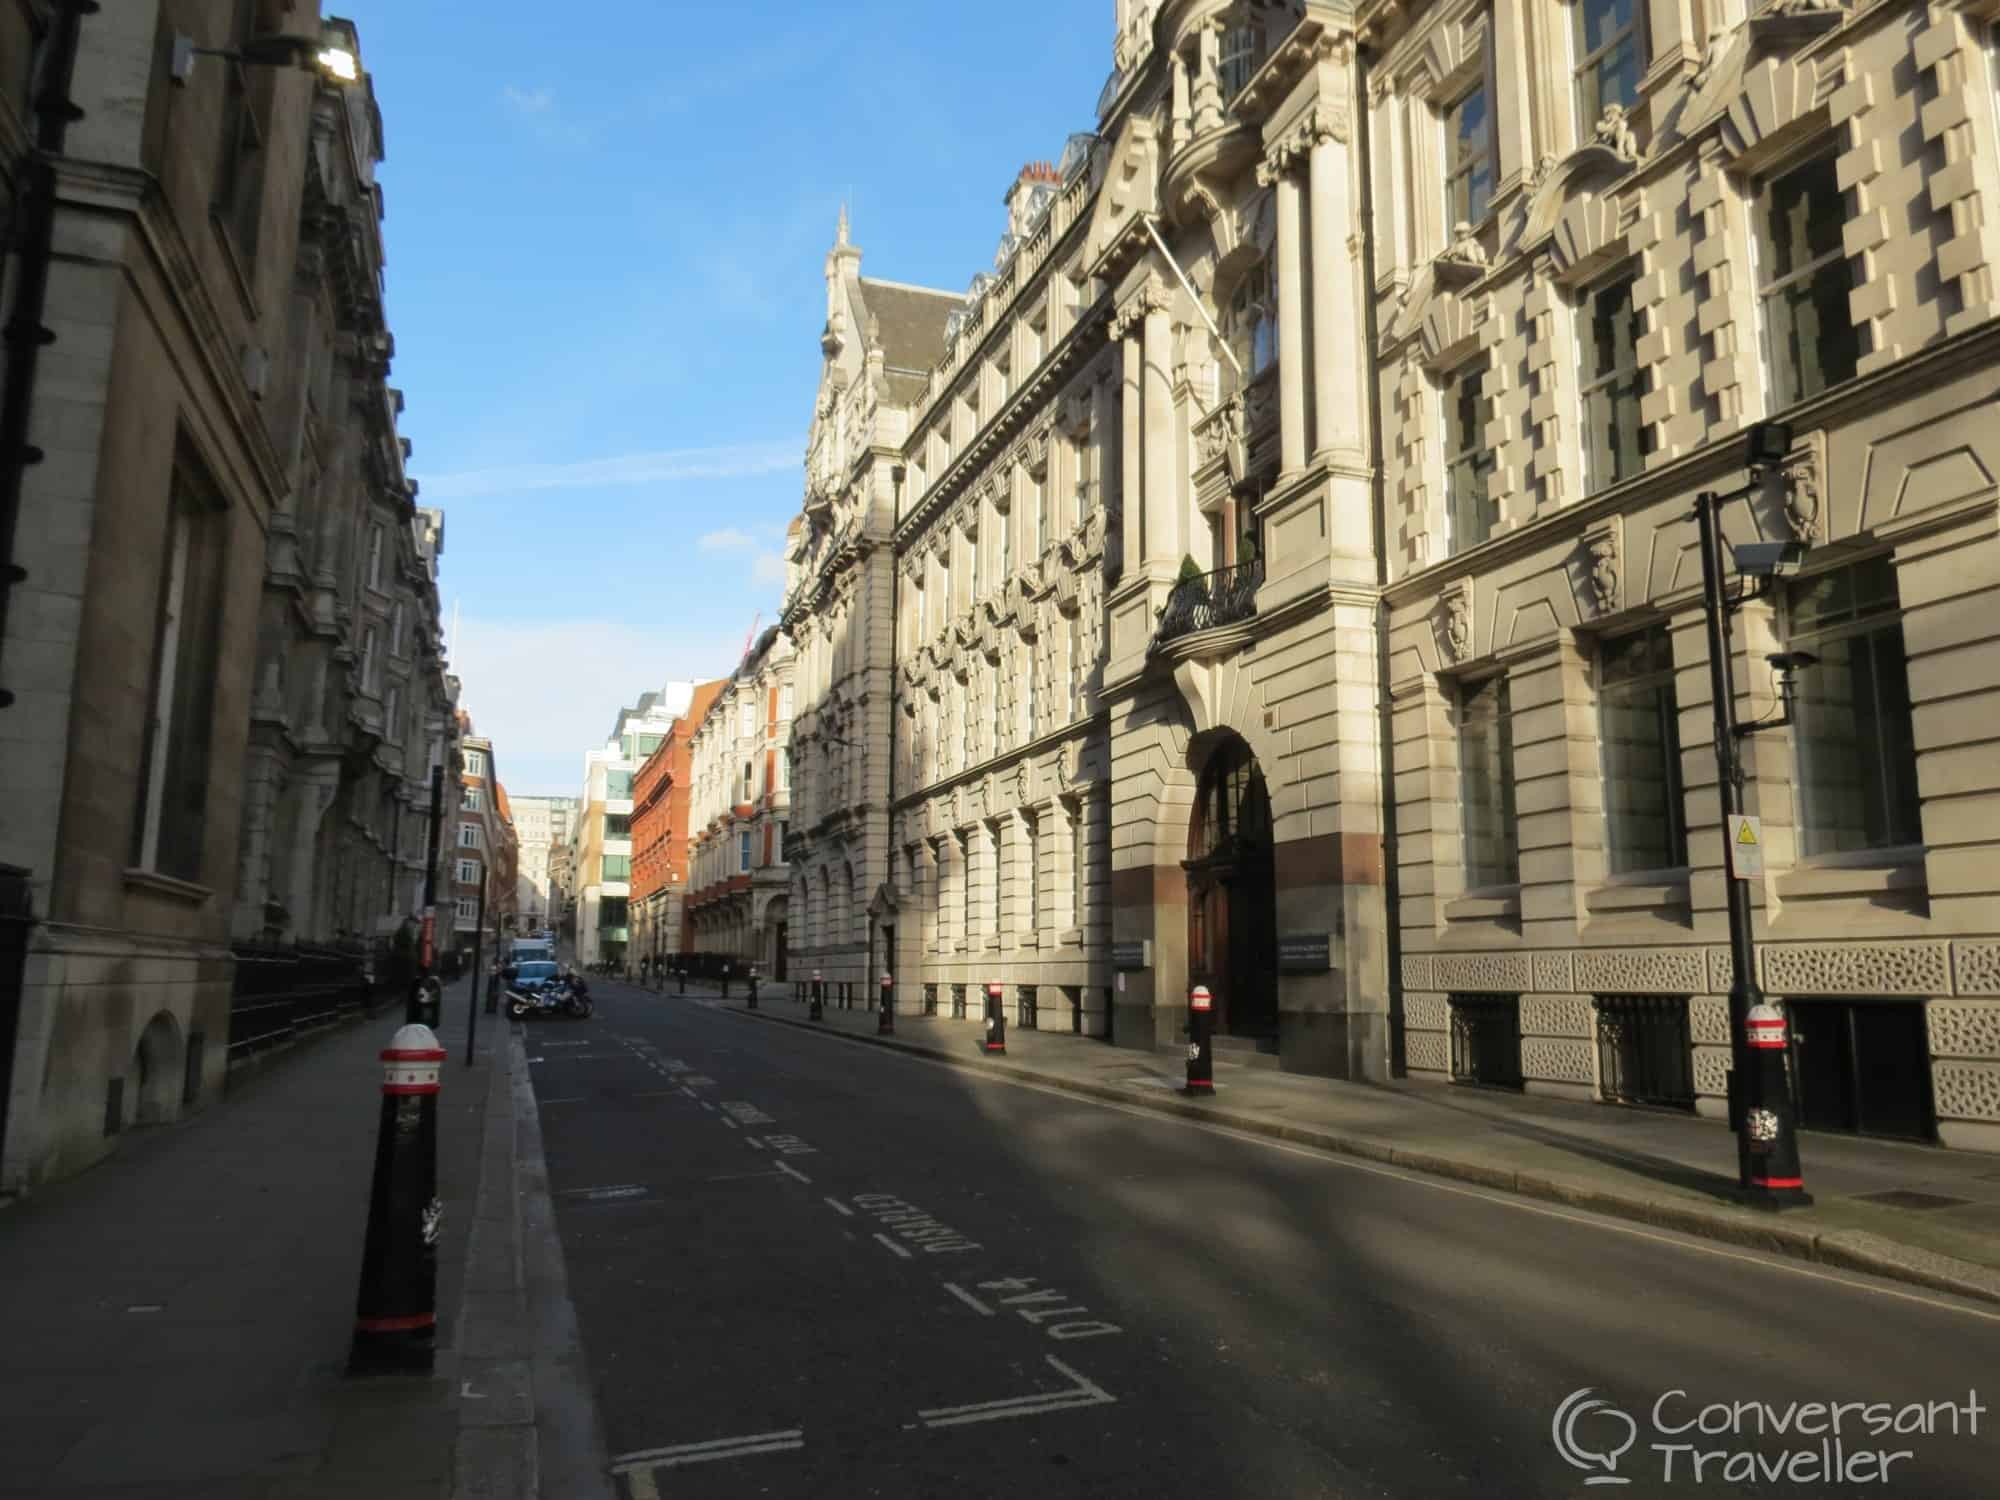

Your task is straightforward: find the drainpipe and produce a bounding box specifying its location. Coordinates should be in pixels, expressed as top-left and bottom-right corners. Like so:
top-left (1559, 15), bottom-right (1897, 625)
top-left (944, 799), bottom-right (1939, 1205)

top-left (884, 464), bottom-right (905, 987)
top-left (1353, 40), bottom-right (1406, 1077)
top-left (0, 0), bottom-right (93, 1189)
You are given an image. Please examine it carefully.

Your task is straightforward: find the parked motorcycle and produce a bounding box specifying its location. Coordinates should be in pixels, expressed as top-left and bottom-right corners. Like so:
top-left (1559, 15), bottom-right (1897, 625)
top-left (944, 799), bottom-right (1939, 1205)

top-left (506, 978), bottom-right (592, 1021)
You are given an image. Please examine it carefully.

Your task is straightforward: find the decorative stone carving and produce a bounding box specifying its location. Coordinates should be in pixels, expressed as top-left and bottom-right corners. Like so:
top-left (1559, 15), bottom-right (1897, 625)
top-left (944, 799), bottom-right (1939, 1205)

top-left (1780, 453), bottom-right (1821, 541)
top-left (1762, 942), bottom-right (1951, 996)
top-left (1956, 942), bottom-right (2000, 996)
top-left (1932, 1061), bottom-right (2000, 1122)
top-left (1928, 1001), bottom-right (2000, 1060)
top-left (1521, 1037), bottom-right (1594, 1085)
top-left (1443, 221), bottom-right (1488, 268)
top-left (1059, 390), bottom-right (1091, 440)
top-left (1435, 584), bottom-right (1471, 664)
top-left (1402, 953), bottom-right (1435, 991)
top-left (1406, 1032), bottom-right (1450, 1073)
top-left (1593, 104), bottom-right (1640, 161)
top-left (1579, 524), bottom-right (1620, 617)
top-left (1532, 950), bottom-right (1573, 994)
top-left (1520, 995), bottom-right (1594, 1037)
top-left (1435, 951), bottom-right (1532, 991)
top-left (1575, 947), bottom-right (1705, 995)
top-left (1689, 996), bottom-right (1731, 1045)
top-left (1014, 759), bottom-right (1033, 807)
top-left (1687, 23), bottom-right (1731, 94)
top-left (1307, 102), bottom-right (1349, 146)
top-left (1698, 947), bottom-right (1735, 995)
top-left (1108, 272), bottom-right (1170, 342)
top-left (1404, 991), bottom-right (1449, 1031)
top-left (1772, 0), bottom-right (1844, 13)
top-left (1692, 1045), bottom-right (1733, 1097)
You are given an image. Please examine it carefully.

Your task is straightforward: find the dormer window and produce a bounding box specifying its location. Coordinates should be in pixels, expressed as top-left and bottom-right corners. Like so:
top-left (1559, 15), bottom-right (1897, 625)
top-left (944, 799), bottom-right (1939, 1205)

top-left (1219, 24), bottom-right (1265, 101)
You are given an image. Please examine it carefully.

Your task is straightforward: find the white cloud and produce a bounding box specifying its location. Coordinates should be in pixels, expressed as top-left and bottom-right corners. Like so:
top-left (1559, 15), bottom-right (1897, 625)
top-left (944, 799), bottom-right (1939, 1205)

top-left (698, 527), bottom-right (756, 551)
top-left (501, 85), bottom-right (554, 115)
top-left (751, 552), bottom-right (788, 586)
top-left (421, 440), bottom-right (797, 500)
top-left (449, 616), bottom-right (744, 795)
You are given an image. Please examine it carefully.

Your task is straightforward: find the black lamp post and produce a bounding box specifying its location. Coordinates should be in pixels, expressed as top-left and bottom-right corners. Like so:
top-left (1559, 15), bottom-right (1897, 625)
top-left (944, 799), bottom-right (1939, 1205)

top-left (1693, 420), bottom-right (1813, 1209)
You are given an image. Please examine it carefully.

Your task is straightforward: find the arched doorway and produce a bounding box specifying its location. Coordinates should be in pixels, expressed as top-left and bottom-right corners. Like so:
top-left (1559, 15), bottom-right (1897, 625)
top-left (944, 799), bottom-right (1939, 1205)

top-left (1185, 737), bottom-right (1277, 1038)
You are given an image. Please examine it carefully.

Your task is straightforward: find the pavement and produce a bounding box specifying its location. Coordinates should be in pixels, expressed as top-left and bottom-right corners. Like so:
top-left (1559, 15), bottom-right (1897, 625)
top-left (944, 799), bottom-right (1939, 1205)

top-left (0, 974), bottom-right (604, 1500)
top-left (659, 976), bottom-right (2000, 1304)
top-left (533, 978), bottom-right (2000, 1499)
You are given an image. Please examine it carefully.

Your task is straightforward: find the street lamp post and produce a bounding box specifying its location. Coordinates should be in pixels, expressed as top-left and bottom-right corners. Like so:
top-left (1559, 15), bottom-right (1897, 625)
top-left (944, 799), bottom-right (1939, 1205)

top-left (1693, 421), bottom-right (1812, 1210)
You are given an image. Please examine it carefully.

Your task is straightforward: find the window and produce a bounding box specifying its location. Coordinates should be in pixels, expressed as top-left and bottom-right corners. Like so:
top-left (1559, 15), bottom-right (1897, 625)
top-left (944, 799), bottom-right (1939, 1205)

top-left (988, 823), bottom-right (1004, 937)
top-left (1069, 802), bottom-right (1086, 929)
top-left (1033, 470), bottom-right (1050, 560)
top-left (740, 831), bottom-right (753, 872)
top-left (780, 684), bottom-right (794, 719)
top-left (604, 813), bottom-right (631, 838)
top-left (213, 0), bottom-right (267, 260)
top-left (1757, 153), bottom-right (1860, 410)
top-left (385, 686), bottom-right (402, 741)
top-left (359, 626), bottom-right (379, 694)
top-left (1443, 363), bottom-right (1497, 554)
top-left (1225, 261), bottom-right (1277, 386)
top-left (1580, 273), bottom-right (1648, 491)
top-left (605, 770), bottom-right (634, 800)
top-left (1573, 0), bottom-right (1644, 128)
top-left (1067, 612), bottom-right (1084, 720)
top-left (1025, 655), bottom-right (1038, 741)
top-left (1459, 676), bottom-right (1519, 888)
top-left (742, 761), bottom-right (755, 803)
top-left (462, 786), bottom-right (482, 811)
top-left (366, 525), bottom-right (385, 591)
top-left (1788, 558), bottom-right (1922, 857)
top-left (457, 859), bottom-right (480, 884)
top-left (459, 823), bottom-right (483, 850)
top-left (133, 460), bottom-right (226, 883)
top-left (599, 896), bottom-right (628, 928)
top-left (1598, 626), bottom-right (1687, 874)
top-left (603, 854), bottom-right (631, 880)
top-left (637, 734), bottom-right (663, 756)
top-left (1445, 80), bottom-right (1495, 228)
top-left (961, 832), bottom-right (975, 941)
top-left (995, 352), bottom-right (1011, 406)
top-left (740, 702), bottom-right (754, 737)
top-left (456, 899), bottom-right (479, 922)
top-left (779, 748), bottom-right (791, 791)
top-left (1219, 23), bottom-right (1265, 100)
top-left (465, 750), bottom-right (485, 777)
top-left (999, 506), bottom-right (1013, 579)
top-left (390, 601), bottom-right (405, 656)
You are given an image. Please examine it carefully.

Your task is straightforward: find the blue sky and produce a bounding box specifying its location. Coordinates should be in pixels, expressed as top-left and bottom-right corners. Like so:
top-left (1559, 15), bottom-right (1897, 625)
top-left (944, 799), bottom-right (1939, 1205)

top-left (337, 1), bottom-right (1110, 794)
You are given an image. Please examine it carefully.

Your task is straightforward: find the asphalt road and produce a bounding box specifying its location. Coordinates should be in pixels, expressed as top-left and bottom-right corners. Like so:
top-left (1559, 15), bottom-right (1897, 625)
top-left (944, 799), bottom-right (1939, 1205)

top-left (527, 982), bottom-right (2000, 1499)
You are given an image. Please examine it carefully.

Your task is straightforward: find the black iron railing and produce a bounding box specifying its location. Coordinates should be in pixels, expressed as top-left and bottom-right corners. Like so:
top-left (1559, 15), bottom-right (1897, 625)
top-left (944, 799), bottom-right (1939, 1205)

top-left (1595, 994), bottom-right (1696, 1110)
top-left (1152, 558), bottom-right (1264, 649)
top-left (1448, 993), bottom-right (1524, 1089)
top-left (227, 943), bottom-right (383, 1068)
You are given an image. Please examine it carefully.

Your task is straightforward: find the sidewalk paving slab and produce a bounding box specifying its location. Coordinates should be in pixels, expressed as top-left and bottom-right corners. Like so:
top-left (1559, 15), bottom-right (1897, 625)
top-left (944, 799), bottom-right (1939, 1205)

top-left (661, 979), bottom-right (2000, 1306)
top-left (0, 979), bottom-right (507, 1499)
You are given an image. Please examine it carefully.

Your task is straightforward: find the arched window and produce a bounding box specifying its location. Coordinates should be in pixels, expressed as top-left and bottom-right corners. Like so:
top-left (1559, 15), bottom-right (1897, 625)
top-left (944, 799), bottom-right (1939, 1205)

top-left (1187, 738), bottom-right (1272, 864)
top-left (1224, 261), bottom-right (1277, 391)
top-left (1218, 23), bottom-right (1265, 100)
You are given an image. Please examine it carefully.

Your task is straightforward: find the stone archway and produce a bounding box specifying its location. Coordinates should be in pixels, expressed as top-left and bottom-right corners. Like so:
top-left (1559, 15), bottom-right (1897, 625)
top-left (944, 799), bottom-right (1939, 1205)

top-left (1184, 734), bottom-right (1277, 1038)
top-left (131, 1011), bottom-right (184, 1127)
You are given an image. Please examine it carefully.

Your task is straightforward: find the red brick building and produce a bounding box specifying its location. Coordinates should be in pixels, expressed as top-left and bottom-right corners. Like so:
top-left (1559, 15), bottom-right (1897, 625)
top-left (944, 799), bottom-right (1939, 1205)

top-left (631, 680), bottom-right (725, 972)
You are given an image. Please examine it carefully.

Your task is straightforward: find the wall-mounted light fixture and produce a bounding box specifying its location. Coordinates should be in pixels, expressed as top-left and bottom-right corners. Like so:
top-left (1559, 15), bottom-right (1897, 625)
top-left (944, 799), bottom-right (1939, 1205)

top-left (170, 32), bottom-right (360, 87)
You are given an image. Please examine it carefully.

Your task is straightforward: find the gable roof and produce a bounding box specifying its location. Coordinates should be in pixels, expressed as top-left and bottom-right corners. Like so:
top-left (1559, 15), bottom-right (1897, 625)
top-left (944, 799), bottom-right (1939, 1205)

top-left (855, 277), bottom-right (960, 391)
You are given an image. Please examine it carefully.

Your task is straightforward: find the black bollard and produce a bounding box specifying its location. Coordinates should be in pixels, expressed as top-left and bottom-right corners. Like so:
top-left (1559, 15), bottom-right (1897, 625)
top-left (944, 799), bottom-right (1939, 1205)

top-left (1743, 1001), bottom-right (1809, 1202)
top-left (721, 967), bottom-right (732, 999)
top-left (350, 1024), bottom-right (445, 1375)
top-left (1185, 983), bottom-right (1214, 1095)
top-left (878, 972), bottom-right (895, 1035)
top-left (810, 969), bottom-right (824, 1022)
top-left (748, 967), bottom-right (760, 1010)
top-left (677, 967), bottom-right (686, 995)
top-left (982, 980), bottom-right (1006, 1054)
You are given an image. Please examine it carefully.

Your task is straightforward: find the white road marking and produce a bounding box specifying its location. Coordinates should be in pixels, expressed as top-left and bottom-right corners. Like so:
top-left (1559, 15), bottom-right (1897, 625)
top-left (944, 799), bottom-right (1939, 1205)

top-left (872, 1232), bottom-right (914, 1260)
top-left (917, 1356), bottom-right (1115, 1428)
top-left (611, 1428), bottom-right (807, 1496)
top-left (541, 1040), bottom-right (591, 1047)
top-left (824, 1196), bottom-right (854, 1216)
top-left (774, 1160), bottom-right (812, 1185)
top-left (719, 1116), bottom-right (739, 1129)
top-left (743, 1135), bottom-right (767, 1149)
top-left (705, 1170), bottom-right (789, 1183)
top-left (699, 1101), bottom-right (716, 1112)
top-left (612, 1428), bottom-right (805, 1465)
top-left (631, 1090), bottom-right (680, 1098)
top-left (537, 1097), bottom-right (584, 1105)
top-left (941, 1281), bottom-right (995, 1316)
top-left (560, 1185), bottom-right (649, 1202)
top-left (767, 1023), bottom-right (2000, 1326)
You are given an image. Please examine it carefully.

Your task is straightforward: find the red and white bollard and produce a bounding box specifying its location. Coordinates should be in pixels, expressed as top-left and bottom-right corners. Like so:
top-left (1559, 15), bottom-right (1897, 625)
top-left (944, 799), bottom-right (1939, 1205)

top-left (1742, 1000), bottom-right (1807, 1200)
top-left (350, 1024), bottom-right (445, 1375)
top-left (982, 980), bottom-right (1006, 1054)
top-left (1185, 984), bottom-right (1214, 1095)
top-left (879, 971), bottom-right (895, 1035)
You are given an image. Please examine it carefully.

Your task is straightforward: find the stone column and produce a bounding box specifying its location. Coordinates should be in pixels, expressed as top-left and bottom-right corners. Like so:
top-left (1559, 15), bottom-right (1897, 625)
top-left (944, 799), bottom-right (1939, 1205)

top-left (1089, 365), bottom-right (1115, 519)
top-left (1119, 320), bottom-right (1144, 565)
top-left (1308, 105), bottom-right (1358, 464)
top-left (1261, 143), bottom-right (1308, 473)
top-left (1141, 280), bottom-right (1178, 568)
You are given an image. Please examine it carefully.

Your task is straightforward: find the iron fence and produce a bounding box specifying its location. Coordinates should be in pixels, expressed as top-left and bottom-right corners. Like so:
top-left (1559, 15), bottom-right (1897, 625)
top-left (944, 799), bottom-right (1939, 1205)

top-left (227, 944), bottom-right (377, 1068)
top-left (1016, 984), bottom-right (1038, 1029)
top-left (1448, 993), bottom-right (1523, 1089)
top-left (1594, 994), bottom-right (1695, 1110)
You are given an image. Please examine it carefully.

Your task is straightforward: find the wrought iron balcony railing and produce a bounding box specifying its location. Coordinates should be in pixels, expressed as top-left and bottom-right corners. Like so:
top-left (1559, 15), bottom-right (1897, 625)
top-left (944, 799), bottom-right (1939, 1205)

top-left (1151, 557), bottom-right (1264, 650)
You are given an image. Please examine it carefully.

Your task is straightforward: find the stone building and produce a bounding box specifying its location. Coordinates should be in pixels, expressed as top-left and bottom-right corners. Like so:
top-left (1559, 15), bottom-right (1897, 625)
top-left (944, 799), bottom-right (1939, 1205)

top-left (630, 680), bottom-right (723, 974)
top-left (777, 0), bottom-right (2000, 1150)
top-left (687, 631), bottom-right (794, 976)
top-left (509, 795), bottom-right (577, 932)
top-left (446, 723), bottom-right (517, 967)
top-left (0, 5), bottom-right (441, 1193)
top-left (1362, 0), bottom-right (2000, 1148)
top-left (574, 686), bottom-right (691, 969)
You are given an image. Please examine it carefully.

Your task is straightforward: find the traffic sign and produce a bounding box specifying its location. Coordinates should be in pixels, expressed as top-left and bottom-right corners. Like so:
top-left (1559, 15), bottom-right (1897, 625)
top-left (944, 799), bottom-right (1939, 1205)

top-left (1727, 814), bottom-right (1763, 878)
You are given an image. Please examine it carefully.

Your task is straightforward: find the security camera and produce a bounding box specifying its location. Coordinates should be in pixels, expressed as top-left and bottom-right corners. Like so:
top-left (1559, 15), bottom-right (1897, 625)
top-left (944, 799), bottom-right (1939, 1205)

top-left (1732, 539), bottom-right (1809, 578)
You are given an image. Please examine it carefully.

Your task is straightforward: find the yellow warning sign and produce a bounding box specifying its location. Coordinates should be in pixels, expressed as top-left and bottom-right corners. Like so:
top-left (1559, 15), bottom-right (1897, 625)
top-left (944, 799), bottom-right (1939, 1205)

top-left (1727, 815), bottom-right (1764, 877)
